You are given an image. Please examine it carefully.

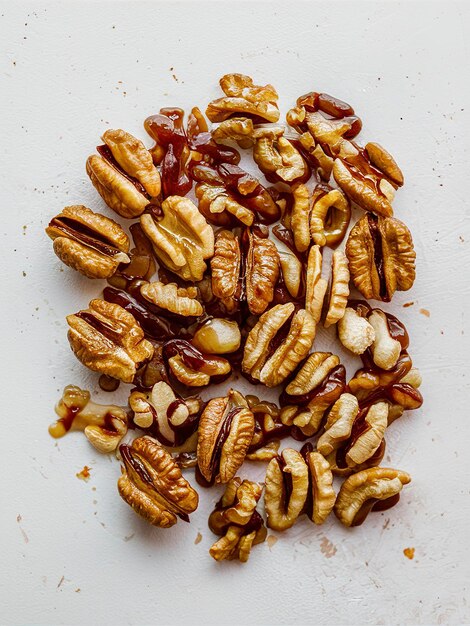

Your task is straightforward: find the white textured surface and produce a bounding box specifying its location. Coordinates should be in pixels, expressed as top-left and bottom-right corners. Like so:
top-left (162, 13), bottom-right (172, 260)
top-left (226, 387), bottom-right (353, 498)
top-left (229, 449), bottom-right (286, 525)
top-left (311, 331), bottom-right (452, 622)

top-left (2, 2), bottom-right (470, 624)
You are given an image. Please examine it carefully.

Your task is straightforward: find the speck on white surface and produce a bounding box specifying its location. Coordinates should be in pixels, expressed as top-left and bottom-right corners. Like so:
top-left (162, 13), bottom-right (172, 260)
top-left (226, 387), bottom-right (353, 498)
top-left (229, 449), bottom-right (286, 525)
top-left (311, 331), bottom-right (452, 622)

top-left (1, 2), bottom-right (469, 625)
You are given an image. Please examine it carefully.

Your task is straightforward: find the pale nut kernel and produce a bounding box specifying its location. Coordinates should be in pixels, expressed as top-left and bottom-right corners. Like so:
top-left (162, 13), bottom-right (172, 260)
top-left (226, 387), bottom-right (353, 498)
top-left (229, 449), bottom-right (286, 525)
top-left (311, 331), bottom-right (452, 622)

top-left (197, 390), bottom-right (255, 484)
top-left (304, 449), bottom-right (336, 524)
top-left (309, 186), bottom-right (351, 248)
top-left (191, 318), bottom-right (241, 354)
top-left (324, 250), bottom-right (350, 328)
top-left (49, 385), bottom-right (128, 453)
top-left (265, 448), bottom-right (309, 531)
top-left (210, 229), bottom-right (241, 302)
top-left (368, 310), bottom-right (402, 370)
top-left (246, 440), bottom-right (281, 462)
top-left (66, 299), bottom-right (154, 383)
top-left (118, 436), bottom-right (198, 528)
top-left (246, 231), bottom-right (279, 315)
top-left (338, 307), bottom-right (376, 355)
top-left (140, 196), bottom-right (214, 282)
top-left (334, 467), bottom-right (411, 527)
top-left (46, 205), bottom-right (130, 279)
top-left (346, 402), bottom-right (389, 467)
top-left (140, 281), bottom-right (203, 317)
top-left (290, 183), bottom-right (311, 253)
top-left (286, 352), bottom-right (340, 396)
top-left (278, 251), bottom-right (302, 298)
top-left (305, 245), bottom-right (328, 324)
top-left (317, 393), bottom-right (360, 456)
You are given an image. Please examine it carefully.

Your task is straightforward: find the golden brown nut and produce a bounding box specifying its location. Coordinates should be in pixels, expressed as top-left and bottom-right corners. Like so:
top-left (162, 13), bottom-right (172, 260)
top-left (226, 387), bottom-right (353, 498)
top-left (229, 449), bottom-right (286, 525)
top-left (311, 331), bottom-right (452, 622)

top-left (140, 281), bottom-right (203, 317)
top-left (211, 117), bottom-right (255, 149)
top-left (206, 73), bottom-right (280, 123)
top-left (246, 231), bottom-right (279, 315)
top-left (196, 183), bottom-right (255, 226)
top-left (129, 381), bottom-right (201, 446)
top-left (252, 129), bottom-right (308, 183)
top-left (246, 440), bottom-right (280, 462)
top-left (49, 385), bottom-right (128, 453)
top-left (305, 245), bottom-right (328, 323)
top-left (345, 402), bottom-right (388, 467)
top-left (46, 205), bottom-right (130, 279)
top-left (334, 467), bottom-right (411, 527)
top-left (309, 185), bottom-right (350, 248)
top-left (118, 436), bottom-right (198, 528)
top-left (302, 446), bottom-right (336, 524)
top-left (191, 318), bottom-right (241, 354)
top-left (365, 142), bottom-right (404, 187)
top-left (338, 307), bottom-right (376, 355)
top-left (265, 448), bottom-right (309, 531)
top-left (278, 251), bottom-right (302, 298)
top-left (210, 230), bottom-right (241, 307)
top-left (167, 351), bottom-right (231, 387)
top-left (209, 478), bottom-right (266, 562)
top-left (140, 196), bottom-right (214, 282)
top-left (368, 310), bottom-right (402, 370)
top-left (242, 304), bottom-right (316, 387)
top-left (290, 183), bottom-right (311, 253)
top-left (67, 299), bottom-right (154, 383)
top-left (86, 129), bottom-right (161, 218)
top-left (346, 213), bottom-right (416, 302)
top-left (197, 390), bottom-right (255, 484)
top-left (317, 393), bottom-right (359, 456)
top-left (324, 250), bottom-right (350, 328)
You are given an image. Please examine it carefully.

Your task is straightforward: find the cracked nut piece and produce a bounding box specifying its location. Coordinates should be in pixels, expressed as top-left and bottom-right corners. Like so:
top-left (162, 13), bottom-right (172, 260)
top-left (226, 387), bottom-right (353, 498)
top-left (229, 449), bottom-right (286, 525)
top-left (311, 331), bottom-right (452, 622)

top-left (290, 183), bottom-right (311, 253)
top-left (211, 117), bottom-right (256, 149)
top-left (206, 73), bottom-right (280, 123)
top-left (301, 444), bottom-right (336, 524)
top-left (368, 309), bottom-right (402, 370)
top-left (334, 467), bottom-right (411, 527)
top-left (46, 205), bottom-right (130, 279)
top-left (118, 436), bottom-right (198, 528)
top-left (345, 402), bottom-right (388, 467)
top-left (191, 318), bottom-right (241, 354)
top-left (49, 385), bottom-right (128, 453)
top-left (163, 339), bottom-right (231, 387)
top-left (197, 390), bottom-right (255, 484)
top-left (305, 245), bottom-right (328, 323)
top-left (209, 478), bottom-right (266, 562)
top-left (317, 393), bottom-right (359, 456)
top-left (211, 229), bottom-right (240, 308)
top-left (265, 448), bottom-right (309, 531)
top-left (324, 250), bottom-right (350, 328)
top-left (129, 381), bottom-right (201, 446)
top-left (278, 250), bottom-right (303, 299)
top-left (252, 128), bottom-right (308, 183)
top-left (67, 299), bottom-right (154, 382)
top-left (87, 129), bottom-right (161, 218)
top-left (338, 307), bottom-right (376, 355)
top-left (242, 304), bottom-right (316, 387)
top-left (140, 196), bottom-right (214, 281)
top-left (309, 185), bottom-right (351, 248)
top-left (196, 182), bottom-right (255, 227)
top-left (346, 213), bottom-right (416, 302)
top-left (246, 230), bottom-right (279, 315)
top-left (140, 281), bottom-right (203, 317)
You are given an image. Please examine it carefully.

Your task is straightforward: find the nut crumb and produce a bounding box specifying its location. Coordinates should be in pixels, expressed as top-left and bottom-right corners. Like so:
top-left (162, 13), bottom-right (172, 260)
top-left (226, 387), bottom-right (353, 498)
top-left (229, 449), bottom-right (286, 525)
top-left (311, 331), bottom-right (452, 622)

top-left (320, 535), bottom-right (337, 558)
top-left (76, 466), bottom-right (91, 481)
top-left (267, 535), bottom-right (278, 549)
top-left (57, 575), bottom-right (65, 588)
top-left (419, 308), bottom-right (430, 318)
top-left (403, 547), bottom-right (415, 560)
top-left (194, 532), bottom-right (202, 545)
top-left (402, 301), bottom-right (414, 308)
top-left (75, 588), bottom-right (81, 593)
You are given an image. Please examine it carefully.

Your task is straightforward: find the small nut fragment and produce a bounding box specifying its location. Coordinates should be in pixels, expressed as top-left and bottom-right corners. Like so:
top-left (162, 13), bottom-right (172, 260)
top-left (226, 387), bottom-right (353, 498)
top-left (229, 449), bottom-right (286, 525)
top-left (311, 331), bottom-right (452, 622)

top-left (191, 318), bottom-right (241, 354)
top-left (309, 185), bottom-right (350, 248)
top-left (49, 385), bottom-right (128, 453)
top-left (302, 446), bottom-right (336, 524)
top-left (290, 183), bottom-right (311, 253)
top-left (206, 73), bottom-right (280, 123)
top-left (212, 117), bottom-right (255, 149)
top-left (246, 231), bottom-right (279, 315)
top-left (140, 196), bottom-right (214, 282)
top-left (198, 390), bottom-right (255, 484)
top-left (334, 467), bottom-right (411, 527)
top-left (345, 402), bottom-right (388, 467)
top-left (317, 393), bottom-right (359, 456)
top-left (346, 213), bottom-right (416, 302)
top-left (368, 310), bottom-right (402, 370)
top-left (46, 205), bottom-right (130, 279)
top-left (305, 245), bottom-right (328, 323)
top-left (140, 281), bottom-right (203, 317)
top-left (278, 251), bottom-right (302, 298)
top-left (196, 182), bottom-right (255, 227)
top-left (87, 129), bottom-right (161, 218)
top-left (67, 299), bottom-right (154, 383)
top-left (129, 381), bottom-right (201, 446)
top-left (246, 440), bottom-right (280, 462)
top-left (265, 449), bottom-right (309, 531)
top-left (252, 129), bottom-right (308, 183)
top-left (163, 339), bottom-right (231, 388)
top-left (243, 304), bottom-right (316, 387)
top-left (118, 436), bottom-right (198, 528)
top-left (324, 250), bottom-right (350, 328)
top-left (338, 307), bottom-right (375, 355)
top-left (209, 478), bottom-right (266, 562)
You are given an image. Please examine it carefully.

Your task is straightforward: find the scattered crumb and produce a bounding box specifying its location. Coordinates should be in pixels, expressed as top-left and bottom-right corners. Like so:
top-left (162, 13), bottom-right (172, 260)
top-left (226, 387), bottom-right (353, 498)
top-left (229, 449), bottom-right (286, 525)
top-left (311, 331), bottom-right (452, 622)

top-left (22, 271), bottom-right (26, 277)
top-left (403, 301), bottom-right (414, 308)
top-left (459, 235), bottom-right (465, 242)
top-left (123, 533), bottom-right (135, 542)
top-left (419, 308), bottom-right (430, 318)
top-left (92, 486), bottom-right (96, 492)
top-left (382, 518), bottom-right (390, 530)
top-left (194, 532), bottom-right (203, 545)
top-left (403, 547), bottom-right (415, 560)
top-left (75, 588), bottom-right (81, 593)
top-left (320, 536), bottom-right (337, 558)
top-left (17, 514), bottom-right (29, 544)
top-left (57, 575), bottom-right (65, 588)
top-left (76, 466), bottom-right (91, 481)
top-left (267, 535), bottom-right (278, 550)
top-left (22, 225), bottom-right (27, 234)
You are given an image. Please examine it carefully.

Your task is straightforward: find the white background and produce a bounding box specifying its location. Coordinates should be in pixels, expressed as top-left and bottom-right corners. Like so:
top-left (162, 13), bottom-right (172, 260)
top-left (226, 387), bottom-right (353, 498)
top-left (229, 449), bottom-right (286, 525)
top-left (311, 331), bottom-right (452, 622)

top-left (1, 2), bottom-right (469, 624)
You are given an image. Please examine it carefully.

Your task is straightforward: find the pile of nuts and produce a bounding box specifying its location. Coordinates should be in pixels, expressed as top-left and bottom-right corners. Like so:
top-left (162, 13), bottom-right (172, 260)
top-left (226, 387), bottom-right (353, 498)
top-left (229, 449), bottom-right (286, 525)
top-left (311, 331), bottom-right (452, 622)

top-left (47, 74), bottom-right (422, 563)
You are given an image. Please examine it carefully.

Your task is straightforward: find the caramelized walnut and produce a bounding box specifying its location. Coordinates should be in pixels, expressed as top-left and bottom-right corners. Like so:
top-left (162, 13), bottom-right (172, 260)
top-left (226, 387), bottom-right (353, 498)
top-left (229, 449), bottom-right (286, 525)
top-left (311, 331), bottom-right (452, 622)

top-left (368, 309), bottom-right (402, 370)
top-left (66, 299), bottom-right (154, 383)
top-left (324, 250), bottom-right (350, 328)
top-left (163, 339), bottom-right (231, 387)
top-left (46, 205), bottom-right (130, 279)
top-left (140, 196), bottom-right (214, 282)
top-left (191, 318), bottom-right (241, 354)
top-left (251, 128), bottom-right (308, 183)
top-left (278, 250), bottom-right (303, 299)
top-left (242, 304), bottom-right (316, 387)
top-left (334, 467), bottom-right (411, 527)
top-left (118, 436), bottom-right (198, 528)
top-left (140, 281), bottom-right (203, 317)
top-left (87, 129), bottom-right (161, 218)
top-left (305, 245), bottom-right (328, 323)
top-left (197, 390), bottom-right (255, 484)
top-left (290, 183), bottom-right (311, 253)
top-left (301, 445), bottom-right (336, 524)
top-left (246, 230), bottom-right (279, 315)
top-left (209, 478), bottom-right (266, 562)
top-left (344, 402), bottom-right (388, 467)
top-left (49, 385), bottom-right (128, 453)
top-left (317, 393), bottom-right (359, 456)
top-left (346, 213), bottom-right (416, 302)
top-left (309, 184), bottom-right (350, 248)
top-left (196, 182), bottom-right (254, 227)
top-left (206, 73), bottom-right (280, 123)
top-left (211, 229), bottom-right (240, 309)
top-left (338, 307), bottom-right (375, 355)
